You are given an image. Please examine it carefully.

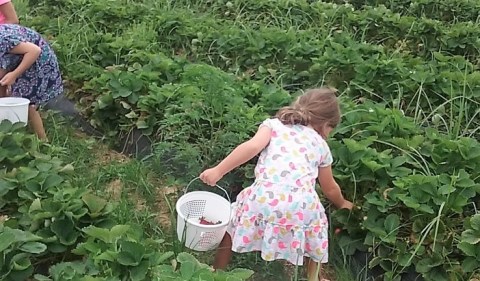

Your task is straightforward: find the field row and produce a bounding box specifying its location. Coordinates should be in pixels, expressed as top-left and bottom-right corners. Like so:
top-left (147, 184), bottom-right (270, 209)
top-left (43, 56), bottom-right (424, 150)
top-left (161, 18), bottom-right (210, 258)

top-left (326, 0), bottom-right (480, 23)
top-left (27, 2), bottom-right (480, 140)
top-left (189, 0), bottom-right (480, 62)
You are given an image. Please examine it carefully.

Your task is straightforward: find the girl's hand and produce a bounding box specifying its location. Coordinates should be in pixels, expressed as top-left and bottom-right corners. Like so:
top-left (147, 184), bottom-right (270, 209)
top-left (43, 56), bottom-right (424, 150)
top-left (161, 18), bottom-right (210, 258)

top-left (0, 72), bottom-right (18, 86)
top-left (199, 167), bottom-right (223, 186)
top-left (339, 200), bottom-right (354, 210)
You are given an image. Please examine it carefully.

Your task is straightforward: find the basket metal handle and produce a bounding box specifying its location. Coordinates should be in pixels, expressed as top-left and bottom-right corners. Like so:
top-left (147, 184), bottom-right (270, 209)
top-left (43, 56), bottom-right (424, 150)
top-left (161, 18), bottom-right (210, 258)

top-left (184, 177), bottom-right (231, 204)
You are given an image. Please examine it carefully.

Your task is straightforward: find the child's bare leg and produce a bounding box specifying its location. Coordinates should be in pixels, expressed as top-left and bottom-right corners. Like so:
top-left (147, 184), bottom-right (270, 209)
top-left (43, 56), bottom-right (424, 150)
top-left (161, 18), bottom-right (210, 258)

top-left (306, 258), bottom-right (319, 281)
top-left (28, 105), bottom-right (47, 140)
top-left (0, 69), bottom-right (6, 97)
top-left (306, 257), bottom-right (329, 281)
top-left (0, 85), bottom-right (6, 97)
top-left (213, 233), bottom-right (233, 270)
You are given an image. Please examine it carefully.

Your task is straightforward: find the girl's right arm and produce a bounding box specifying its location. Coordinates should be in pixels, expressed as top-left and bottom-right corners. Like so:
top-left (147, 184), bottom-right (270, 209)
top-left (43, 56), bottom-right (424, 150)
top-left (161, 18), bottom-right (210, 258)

top-left (318, 165), bottom-right (353, 209)
top-left (0, 2), bottom-right (19, 24)
top-left (200, 126), bottom-right (272, 186)
top-left (0, 42), bottom-right (41, 86)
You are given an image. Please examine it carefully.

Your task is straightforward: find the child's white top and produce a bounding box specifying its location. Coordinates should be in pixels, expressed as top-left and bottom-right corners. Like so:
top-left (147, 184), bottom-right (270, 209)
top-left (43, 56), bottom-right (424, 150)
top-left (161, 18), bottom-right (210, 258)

top-left (254, 118), bottom-right (333, 187)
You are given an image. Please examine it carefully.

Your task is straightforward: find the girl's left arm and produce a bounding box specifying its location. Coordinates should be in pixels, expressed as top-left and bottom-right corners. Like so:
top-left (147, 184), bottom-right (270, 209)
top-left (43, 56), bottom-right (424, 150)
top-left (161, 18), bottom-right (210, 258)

top-left (0, 42), bottom-right (41, 86)
top-left (318, 165), bottom-right (353, 209)
top-left (0, 2), bottom-right (19, 24)
top-left (200, 126), bottom-right (272, 186)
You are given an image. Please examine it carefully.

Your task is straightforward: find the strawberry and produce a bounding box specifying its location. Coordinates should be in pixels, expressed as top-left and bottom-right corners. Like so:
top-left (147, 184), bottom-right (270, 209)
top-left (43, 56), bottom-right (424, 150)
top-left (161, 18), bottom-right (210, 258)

top-left (199, 217), bottom-right (222, 225)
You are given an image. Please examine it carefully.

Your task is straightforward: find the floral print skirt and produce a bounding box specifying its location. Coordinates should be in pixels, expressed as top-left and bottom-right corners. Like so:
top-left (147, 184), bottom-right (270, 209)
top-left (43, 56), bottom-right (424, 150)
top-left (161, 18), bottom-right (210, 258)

top-left (227, 180), bottom-right (329, 266)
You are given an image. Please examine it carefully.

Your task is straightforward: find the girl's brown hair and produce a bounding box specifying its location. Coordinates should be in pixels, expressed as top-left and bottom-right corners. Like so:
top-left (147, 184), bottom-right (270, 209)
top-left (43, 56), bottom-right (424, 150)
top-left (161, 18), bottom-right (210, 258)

top-left (276, 87), bottom-right (340, 133)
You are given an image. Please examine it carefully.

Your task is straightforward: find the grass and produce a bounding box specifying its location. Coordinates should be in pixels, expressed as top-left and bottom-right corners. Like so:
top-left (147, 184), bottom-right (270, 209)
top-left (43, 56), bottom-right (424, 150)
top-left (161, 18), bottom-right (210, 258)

top-left (43, 112), bottom-right (163, 236)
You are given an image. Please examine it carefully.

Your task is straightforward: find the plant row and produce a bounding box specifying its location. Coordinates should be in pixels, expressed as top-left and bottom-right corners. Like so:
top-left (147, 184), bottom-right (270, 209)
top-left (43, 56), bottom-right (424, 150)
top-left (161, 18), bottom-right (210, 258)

top-left (186, 0), bottom-right (480, 62)
top-left (326, 0), bottom-right (480, 23)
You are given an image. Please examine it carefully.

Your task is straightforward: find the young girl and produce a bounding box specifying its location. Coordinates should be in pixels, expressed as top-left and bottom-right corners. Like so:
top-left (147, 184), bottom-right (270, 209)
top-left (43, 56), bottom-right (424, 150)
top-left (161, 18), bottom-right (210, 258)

top-left (199, 87), bottom-right (353, 281)
top-left (0, 0), bottom-right (19, 24)
top-left (0, 24), bottom-right (63, 140)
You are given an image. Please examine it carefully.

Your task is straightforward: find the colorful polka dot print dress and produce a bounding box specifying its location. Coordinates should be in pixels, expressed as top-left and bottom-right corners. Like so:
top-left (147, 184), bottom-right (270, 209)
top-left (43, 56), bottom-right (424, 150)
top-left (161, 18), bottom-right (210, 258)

top-left (227, 118), bottom-right (333, 266)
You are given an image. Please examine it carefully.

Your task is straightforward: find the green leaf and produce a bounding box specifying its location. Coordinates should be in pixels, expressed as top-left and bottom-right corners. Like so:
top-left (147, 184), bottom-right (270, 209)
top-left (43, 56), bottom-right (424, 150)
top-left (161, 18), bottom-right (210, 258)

top-left (136, 120), bottom-right (149, 129)
top-left (47, 242), bottom-right (67, 253)
top-left (82, 193), bottom-right (107, 215)
top-left (117, 241), bottom-right (145, 266)
top-left (11, 253), bottom-right (32, 270)
top-left (110, 225), bottom-right (130, 240)
top-left (19, 242), bottom-right (47, 254)
top-left (33, 274), bottom-right (52, 281)
top-left (96, 251), bottom-right (117, 262)
top-left (228, 268), bottom-right (254, 279)
top-left (397, 195), bottom-right (420, 209)
top-left (29, 199), bottom-right (42, 213)
top-left (51, 217), bottom-right (79, 245)
top-left (199, 272), bottom-right (214, 281)
top-left (177, 252), bottom-right (197, 264)
top-left (384, 214), bottom-right (400, 234)
top-left (125, 111), bottom-right (138, 119)
top-left (8, 266), bottom-right (34, 280)
top-left (17, 167), bottom-right (40, 182)
top-left (43, 174), bottom-right (64, 189)
top-left (130, 260), bottom-right (149, 281)
top-left (438, 184), bottom-right (455, 195)
top-left (82, 226), bottom-right (111, 243)
top-left (0, 178), bottom-right (18, 196)
top-left (457, 242), bottom-right (477, 257)
top-left (397, 253), bottom-right (413, 267)
top-left (0, 230), bottom-right (15, 252)
top-left (180, 261), bottom-right (195, 279)
top-left (226, 276), bottom-right (243, 281)
top-left (462, 257), bottom-right (479, 273)
top-left (35, 162), bottom-right (53, 172)
top-left (59, 164), bottom-right (75, 174)
top-left (470, 214), bottom-right (480, 231)
top-left (461, 229), bottom-right (480, 244)
top-left (0, 120), bottom-right (13, 131)
top-left (154, 251), bottom-right (174, 265)
top-left (361, 159), bottom-right (384, 172)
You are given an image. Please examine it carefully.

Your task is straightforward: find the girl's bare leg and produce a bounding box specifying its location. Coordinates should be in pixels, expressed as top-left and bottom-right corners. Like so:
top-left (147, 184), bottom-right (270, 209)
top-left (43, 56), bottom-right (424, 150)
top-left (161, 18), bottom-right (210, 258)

top-left (213, 233), bottom-right (233, 270)
top-left (0, 85), bottom-right (6, 97)
top-left (306, 257), bottom-right (329, 281)
top-left (0, 69), bottom-right (6, 97)
top-left (28, 105), bottom-right (47, 140)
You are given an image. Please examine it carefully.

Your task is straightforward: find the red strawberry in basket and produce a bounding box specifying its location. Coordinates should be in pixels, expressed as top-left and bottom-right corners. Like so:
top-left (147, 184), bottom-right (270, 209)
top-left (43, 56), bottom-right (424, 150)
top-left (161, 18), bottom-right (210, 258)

top-left (199, 217), bottom-right (222, 225)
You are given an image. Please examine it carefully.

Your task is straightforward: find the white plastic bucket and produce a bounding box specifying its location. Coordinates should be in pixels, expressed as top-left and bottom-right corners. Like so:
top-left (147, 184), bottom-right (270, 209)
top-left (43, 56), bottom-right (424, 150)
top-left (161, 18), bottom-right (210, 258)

top-left (176, 177), bottom-right (232, 251)
top-left (0, 97), bottom-right (30, 126)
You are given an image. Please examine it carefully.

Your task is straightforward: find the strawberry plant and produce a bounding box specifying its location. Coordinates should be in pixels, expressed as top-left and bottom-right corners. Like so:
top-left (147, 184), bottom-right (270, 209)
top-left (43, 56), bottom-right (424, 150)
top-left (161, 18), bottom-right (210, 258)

top-left (458, 214), bottom-right (480, 273)
top-left (328, 0), bottom-right (480, 23)
top-left (153, 252), bottom-right (254, 281)
top-left (0, 226), bottom-right (47, 280)
top-left (328, 101), bottom-right (480, 280)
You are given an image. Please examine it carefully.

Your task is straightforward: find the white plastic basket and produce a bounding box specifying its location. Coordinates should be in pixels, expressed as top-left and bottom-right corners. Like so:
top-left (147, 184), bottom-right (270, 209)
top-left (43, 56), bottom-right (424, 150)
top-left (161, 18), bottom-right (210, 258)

top-left (0, 97), bottom-right (30, 126)
top-left (176, 177), bottom-right (232, 251)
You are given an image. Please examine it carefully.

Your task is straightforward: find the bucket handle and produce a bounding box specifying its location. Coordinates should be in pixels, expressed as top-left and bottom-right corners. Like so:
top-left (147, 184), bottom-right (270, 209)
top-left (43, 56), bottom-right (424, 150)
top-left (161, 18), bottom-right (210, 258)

top-left (184, 177), bottom-right (231, 204)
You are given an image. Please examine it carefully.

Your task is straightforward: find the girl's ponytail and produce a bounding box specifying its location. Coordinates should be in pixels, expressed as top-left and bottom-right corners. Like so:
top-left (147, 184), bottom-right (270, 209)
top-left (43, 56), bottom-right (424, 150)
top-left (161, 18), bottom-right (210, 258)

top-left (276, 103), bottom-right (311, 126)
